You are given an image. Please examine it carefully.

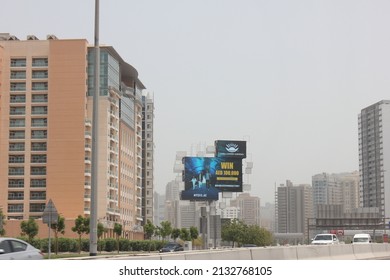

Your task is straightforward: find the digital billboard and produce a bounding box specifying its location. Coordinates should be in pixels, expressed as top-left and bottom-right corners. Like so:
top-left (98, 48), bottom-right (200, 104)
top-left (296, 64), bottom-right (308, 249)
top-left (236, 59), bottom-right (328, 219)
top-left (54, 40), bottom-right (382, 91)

top-left (215, 140), bottom-right (246, 158)
top-left (180, 157), bottom-right (243, 200)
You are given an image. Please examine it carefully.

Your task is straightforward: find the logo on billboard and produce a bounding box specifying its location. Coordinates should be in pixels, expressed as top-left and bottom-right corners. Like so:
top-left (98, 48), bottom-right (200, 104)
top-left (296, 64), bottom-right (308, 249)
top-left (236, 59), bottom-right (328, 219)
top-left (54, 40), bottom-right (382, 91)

top-left (225, 143), bottom-right (239, 153)
top-left (215, 140), bottom-right (246, 158)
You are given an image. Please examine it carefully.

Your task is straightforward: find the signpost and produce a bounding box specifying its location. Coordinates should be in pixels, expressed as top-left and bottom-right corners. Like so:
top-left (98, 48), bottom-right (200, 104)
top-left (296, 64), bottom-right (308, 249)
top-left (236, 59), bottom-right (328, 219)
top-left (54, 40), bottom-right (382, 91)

top-left (42, 199), bottom-right (58, 259)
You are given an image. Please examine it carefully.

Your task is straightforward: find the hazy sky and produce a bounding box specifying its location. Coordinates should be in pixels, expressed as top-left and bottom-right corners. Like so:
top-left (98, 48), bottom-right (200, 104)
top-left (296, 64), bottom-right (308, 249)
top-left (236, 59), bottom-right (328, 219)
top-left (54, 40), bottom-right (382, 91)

top-left (2, 0), bottom-right (390, 204)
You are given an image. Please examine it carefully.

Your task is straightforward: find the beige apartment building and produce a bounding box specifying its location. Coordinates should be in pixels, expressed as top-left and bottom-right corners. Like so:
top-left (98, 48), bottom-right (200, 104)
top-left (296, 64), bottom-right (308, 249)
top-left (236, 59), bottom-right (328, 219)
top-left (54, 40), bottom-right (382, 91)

top-left (0, 34), bottom-right (152, 239)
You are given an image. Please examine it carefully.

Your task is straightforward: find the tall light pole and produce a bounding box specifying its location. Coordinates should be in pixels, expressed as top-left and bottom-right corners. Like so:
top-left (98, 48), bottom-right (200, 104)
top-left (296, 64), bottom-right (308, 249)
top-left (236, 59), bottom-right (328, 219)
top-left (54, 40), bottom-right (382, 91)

top-left (89, 0), bottom-right (100, 256)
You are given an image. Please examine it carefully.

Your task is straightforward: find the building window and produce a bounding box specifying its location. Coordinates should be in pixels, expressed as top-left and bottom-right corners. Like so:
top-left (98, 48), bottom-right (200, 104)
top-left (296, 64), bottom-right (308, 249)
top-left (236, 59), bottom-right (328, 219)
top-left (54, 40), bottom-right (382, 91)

top-left (8, 192), bottom-right (24, 200)
top-left (31, 118), bottom-right (47, 127)
top-left (10, 82), bottom-right (26, 91)
top-left (31, 130), bottom-right (47, 139)
top-left (31, 154), bottom-right (46, 163)
top-left (29, 203), bottom-right (45, 212)
top-left (10, 58), bottom-right (26, 67)
top-left (32, 70), bottom-right (48, 79)
top-left (32, 58), bottom-right (48, 67)
top-left (8, 179), bottom-right (24, 188)
top-left (10, 94), bottom-right (26, 103)
top-left (9, 143), bottom-right (25, 152)
top-left (9, 155), bottom-right (24, 164)
top-left (31, 179), bottom-right (46, 188)
top-left (31, 106), bottom-right (47, 115)
top-left (32, 94), bottom-right (48, 103)
top-left (10, 107), bottom-right (26, 115)
top-left (9, 118), bottom-right (25, 127)
top-left (32, 82), bottom-right (48, 91)
top-left (10, 70), bottom-right (26, 79)
top-left (31, 166), bottom-right (46, 175)
top-left (30, 191), bottom-right (46, 200)
top-left (8, 204), bottom-right (24, 213)
top-left (9, 167), bottom-right (24, 176)
top-left (9, 130), bottom-right (25, 139)
top-left (31, 142), bottom-right (47, 151)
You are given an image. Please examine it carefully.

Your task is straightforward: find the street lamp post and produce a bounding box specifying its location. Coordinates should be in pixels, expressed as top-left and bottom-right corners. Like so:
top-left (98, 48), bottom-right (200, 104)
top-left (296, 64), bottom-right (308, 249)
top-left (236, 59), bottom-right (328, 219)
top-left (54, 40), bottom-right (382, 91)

top-left (89, 0), bottom-right (100, 256)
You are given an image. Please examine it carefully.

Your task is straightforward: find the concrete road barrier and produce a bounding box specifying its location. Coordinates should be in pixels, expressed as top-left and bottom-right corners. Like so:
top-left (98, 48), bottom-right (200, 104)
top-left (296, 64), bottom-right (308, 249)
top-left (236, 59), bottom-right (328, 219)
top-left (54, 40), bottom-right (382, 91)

top-left (296, 245), bottom-right (332, 260)
top-left (251, 246), bottom-right (298, 260)
top-left (86, 243), bottom-right (390, 260)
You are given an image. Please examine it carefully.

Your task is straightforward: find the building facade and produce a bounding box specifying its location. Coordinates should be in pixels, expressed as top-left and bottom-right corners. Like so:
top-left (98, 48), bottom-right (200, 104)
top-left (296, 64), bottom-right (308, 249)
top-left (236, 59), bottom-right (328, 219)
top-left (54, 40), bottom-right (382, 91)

top-left (142, 92), bottom-right (154, 224)
top-left (231, 193), bottom-right (261, 226)
top-left (275, 180), bottom-right (313, 238)
top-left (312, 172), bottom-right (359, 217)
top-left (359, 100), bottom-right (390, 218)
top-left (0, 34), bottom-right (152, 238)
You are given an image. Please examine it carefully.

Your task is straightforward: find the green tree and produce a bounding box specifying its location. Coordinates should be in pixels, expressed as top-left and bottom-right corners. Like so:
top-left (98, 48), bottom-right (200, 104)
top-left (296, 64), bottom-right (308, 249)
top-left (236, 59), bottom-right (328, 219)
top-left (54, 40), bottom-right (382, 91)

top-left (154, 226), bottom-right (161, 240)
top-left (71, 215), bottom-right (90, 253)
top-left (171, 228), bottom-right (181, 241)
top-left (50, 214), bottom-right (65, 254)
top-left (159, 221), bottom-right (172, 241)
top-left (179, 228), bottom-right (191, 241)
top-left (221, 218), bottom-right (245, 247)
top-left (113, 223), bottom-right (122, 253)
top-left (189, 226), bottom-right (199, 242)
top-left (20, 218), bottom-right (39, 244)
top-left (144, 219), bottom-right (155, 240)
top-left (0, 209), bottom-right (6, 236)
top-left (97, 222), bottom-right (108, 253)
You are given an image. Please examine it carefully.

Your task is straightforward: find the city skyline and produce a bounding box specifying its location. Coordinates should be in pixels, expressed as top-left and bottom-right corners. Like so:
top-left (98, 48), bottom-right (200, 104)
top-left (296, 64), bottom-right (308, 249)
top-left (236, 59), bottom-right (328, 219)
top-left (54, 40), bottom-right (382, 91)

top-left (2, 1), bottom-right (390, 205)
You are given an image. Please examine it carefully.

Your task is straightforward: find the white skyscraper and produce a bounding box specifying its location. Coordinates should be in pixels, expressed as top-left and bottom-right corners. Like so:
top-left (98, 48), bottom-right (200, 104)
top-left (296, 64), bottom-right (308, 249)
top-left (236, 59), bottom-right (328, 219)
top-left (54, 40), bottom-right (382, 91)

top-left (358, 100), bottom-right (390, 218)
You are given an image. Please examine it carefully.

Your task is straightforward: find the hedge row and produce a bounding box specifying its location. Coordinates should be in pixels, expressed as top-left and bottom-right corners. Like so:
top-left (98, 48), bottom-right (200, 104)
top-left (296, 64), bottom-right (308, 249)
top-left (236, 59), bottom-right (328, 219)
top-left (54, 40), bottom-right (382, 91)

top-left (18, 237), bottom-right (167, 253)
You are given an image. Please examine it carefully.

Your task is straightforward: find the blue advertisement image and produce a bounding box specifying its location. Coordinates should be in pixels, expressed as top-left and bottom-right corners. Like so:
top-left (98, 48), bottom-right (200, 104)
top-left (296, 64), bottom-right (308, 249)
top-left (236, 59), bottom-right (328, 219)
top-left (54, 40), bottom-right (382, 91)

top-left (181, 157), bottom-right (242, 201)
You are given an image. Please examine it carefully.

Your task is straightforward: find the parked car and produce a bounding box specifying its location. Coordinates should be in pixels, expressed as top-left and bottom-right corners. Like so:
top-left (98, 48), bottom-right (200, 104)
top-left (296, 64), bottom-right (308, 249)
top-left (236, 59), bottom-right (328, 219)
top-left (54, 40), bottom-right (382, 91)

top-left (352, 233), bottom-right (372, 244)
top-left (241, 244), bottom-right (258, 248)
top-left (311, 234), bottom-right (339, 245)
top-left (159, 242), bottom-right (184, 253)
top-left (0, 237), bottom-right (44, 260)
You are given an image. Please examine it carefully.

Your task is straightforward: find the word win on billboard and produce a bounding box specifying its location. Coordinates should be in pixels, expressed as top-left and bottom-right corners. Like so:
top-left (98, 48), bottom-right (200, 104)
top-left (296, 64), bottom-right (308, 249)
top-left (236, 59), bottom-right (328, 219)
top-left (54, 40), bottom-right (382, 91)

top-left (180, 157), bottom-right (243, 201)
top-left (215, 140), bottom-right (246, 158)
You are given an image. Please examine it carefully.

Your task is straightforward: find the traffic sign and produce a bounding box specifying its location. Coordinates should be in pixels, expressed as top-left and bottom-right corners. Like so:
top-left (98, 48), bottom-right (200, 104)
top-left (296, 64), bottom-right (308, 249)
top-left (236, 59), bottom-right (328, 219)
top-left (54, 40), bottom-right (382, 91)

top-left (42, 199), bottom-right (58, 225)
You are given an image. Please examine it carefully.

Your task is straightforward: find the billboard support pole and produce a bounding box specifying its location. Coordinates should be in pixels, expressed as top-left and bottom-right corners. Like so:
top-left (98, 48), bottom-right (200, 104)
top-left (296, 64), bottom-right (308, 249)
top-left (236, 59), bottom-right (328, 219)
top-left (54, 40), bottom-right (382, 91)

top-left (212, 201), bottom-right (217, 249)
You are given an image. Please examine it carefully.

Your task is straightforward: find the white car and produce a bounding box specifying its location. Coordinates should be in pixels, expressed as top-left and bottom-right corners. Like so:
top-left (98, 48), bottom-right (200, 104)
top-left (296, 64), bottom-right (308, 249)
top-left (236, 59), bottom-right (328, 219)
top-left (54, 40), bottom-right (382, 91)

top-left (352, 233), bottom-right (372, 244)
top-left (0, 238), bottom-right (44, 260)
top-left (311, 234), bottom-right (340, 245)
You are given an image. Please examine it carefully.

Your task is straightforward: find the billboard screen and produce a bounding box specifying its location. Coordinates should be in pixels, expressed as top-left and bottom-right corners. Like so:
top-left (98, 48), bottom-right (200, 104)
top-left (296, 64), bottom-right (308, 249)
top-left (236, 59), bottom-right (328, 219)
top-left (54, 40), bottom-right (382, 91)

top-left (215, 140), bottom-right (246, 158)
top-left (180, 157), bottom-right (243, 200)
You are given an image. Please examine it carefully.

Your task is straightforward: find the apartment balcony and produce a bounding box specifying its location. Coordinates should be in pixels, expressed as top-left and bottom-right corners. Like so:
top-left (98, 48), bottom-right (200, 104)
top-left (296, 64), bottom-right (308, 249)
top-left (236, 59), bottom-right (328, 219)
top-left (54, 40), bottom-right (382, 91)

top-left (108, 194), bottom-right (118, 202)
top-left (85, 119), bottom-right (92, 127)
top-left (84, 207), bottom-right (90, 215)
top-left (109, 110), bottom-right (118, 119)
top-left (84, 156), bottom-right (91, 164)
top-left (108, 134), bottom-right (118, 143)
top-left (136, 215), bottom-right (143, 222)
top-left (109, 158), bottom-right (118, 167)
top-left (108, 96), bottom-right (118, 107)
top-left (85, 144), bottom-right (92, 152)
top-left (84, 181), bottom-right (91, 190)
top-left (85, 169), bottom-right (91, 177)
top-left (84, 194), bottom-right (91, 201)
top-left (108, 170), bottom-right (118, 179)
top-left (107, 207), bottom-right (120, 215)
top-left (85, 131), bottom-right (92, 139)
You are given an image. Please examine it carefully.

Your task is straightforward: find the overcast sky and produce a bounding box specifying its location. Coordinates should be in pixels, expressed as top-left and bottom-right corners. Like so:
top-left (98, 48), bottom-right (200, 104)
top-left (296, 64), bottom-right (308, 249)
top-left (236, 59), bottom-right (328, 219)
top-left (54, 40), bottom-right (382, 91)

top-left (2, 0), bottom-right (390, 205)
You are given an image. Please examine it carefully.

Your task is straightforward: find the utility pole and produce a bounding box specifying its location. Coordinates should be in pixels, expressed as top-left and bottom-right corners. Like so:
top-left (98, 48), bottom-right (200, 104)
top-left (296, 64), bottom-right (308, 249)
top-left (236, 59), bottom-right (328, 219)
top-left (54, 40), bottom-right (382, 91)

top-left (89, 0), bottom-right (100, 256)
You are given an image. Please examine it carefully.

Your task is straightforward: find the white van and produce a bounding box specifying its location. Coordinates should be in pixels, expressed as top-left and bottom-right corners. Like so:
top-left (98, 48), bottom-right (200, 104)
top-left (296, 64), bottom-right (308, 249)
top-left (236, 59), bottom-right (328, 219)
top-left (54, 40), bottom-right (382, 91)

top-left (352, 233), bottom-right (372, 244)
